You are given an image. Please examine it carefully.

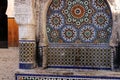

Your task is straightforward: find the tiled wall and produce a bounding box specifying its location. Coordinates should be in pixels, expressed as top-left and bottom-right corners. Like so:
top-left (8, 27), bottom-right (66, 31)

top-left (14, 0), bottom-right (120, 70)
top-left (37, 0), bottom-right (113, 70)
top-left (19, 40), bottom-right (36, 69)
top-left (47, 0), bottom-right (112, 44)
top-left (46, 47), bottom-right (111, 70)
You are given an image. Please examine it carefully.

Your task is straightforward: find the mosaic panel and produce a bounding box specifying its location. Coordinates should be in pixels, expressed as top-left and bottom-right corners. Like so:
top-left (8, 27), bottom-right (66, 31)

top-left (47, 47), bottom-right (111, 69)
top-left (47, 0), bottom-right (112, 44)
top-left (19, 40), bottom-right (36, 69)
top-left (16, 74), bottom-right (120, 80)
top-left (45, 0), bottom-right (113, 70)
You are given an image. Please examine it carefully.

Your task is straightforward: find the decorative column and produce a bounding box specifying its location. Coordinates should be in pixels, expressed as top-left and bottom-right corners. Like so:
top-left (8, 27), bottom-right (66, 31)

top-left (0, 0), bottom-right (8, 48)
top-left (108, 0), bottom-right (120, 70)
top-left (14, 0), bottom-right (36, 69)
top-left (39, 0), bottom-right (52, 68)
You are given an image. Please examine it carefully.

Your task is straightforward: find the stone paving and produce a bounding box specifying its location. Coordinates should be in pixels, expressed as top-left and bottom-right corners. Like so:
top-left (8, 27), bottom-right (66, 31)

top-left (0, 47), bottom-right (19, 80)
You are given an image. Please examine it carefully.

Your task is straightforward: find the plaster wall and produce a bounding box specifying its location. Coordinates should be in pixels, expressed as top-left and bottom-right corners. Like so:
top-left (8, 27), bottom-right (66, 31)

top-left (6, 0), bottom-right (14, 17)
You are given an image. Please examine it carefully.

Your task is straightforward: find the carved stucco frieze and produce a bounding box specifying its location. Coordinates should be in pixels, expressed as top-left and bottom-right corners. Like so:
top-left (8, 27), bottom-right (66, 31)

top-left (14, 0), bottom-right (37, 40)
top-left (14, 0), bottom-right (35, 25)
top-left (107, 0), bottom-right (120, 46)
top-left (38, 0), bottom-right (52, 69)
top-left (39, 0), bottom-right (52, 46)
top-left (34, 0), bottom-right (40, 42)
top-left (107, 0), bottom-right (120, 22)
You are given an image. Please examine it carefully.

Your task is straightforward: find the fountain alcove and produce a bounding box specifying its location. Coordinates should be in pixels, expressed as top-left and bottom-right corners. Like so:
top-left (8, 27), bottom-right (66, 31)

top-left (14, 0), bottom-right (120, 80)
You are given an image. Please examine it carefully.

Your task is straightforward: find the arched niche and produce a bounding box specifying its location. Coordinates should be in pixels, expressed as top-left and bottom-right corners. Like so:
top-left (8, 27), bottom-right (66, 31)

top-left (39, 0), bottom-right (113, 70)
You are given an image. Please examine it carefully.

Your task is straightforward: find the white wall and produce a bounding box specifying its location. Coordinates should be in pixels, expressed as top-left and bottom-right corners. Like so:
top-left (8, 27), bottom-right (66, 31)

top-left (6, 0), bottom-right (14, 17)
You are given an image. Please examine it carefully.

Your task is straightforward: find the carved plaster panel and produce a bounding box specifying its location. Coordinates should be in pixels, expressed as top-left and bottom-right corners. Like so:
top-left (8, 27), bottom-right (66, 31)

top-left (14, 0), bottom-right (35, 25)
top-left (38, 0), bottom-right (52, 46)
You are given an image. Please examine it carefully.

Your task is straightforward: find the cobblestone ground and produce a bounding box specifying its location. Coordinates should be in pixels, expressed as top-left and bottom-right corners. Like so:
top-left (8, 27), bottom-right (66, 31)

top-left (0, 47), bottom-right (19, 80)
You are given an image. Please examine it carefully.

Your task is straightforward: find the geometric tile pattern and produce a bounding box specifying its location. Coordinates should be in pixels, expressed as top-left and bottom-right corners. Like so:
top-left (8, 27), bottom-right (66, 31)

top-left (47, 47), bottom-right (111, 69)
top-left (45, 0), bottom-right (113, 70)
top-left (19, 41), bottom-right (36, 62)
top-left (47, 0), bottom-right (112, 44)
top-left (19, 40), bottom-right (36, 69)
top-left (16, 74), bottom-right (120, 80)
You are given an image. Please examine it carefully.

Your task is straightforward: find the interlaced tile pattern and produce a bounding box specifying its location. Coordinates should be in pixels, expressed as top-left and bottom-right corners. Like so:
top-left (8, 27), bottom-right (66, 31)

top-left (47, 47), bottom-right (111, 68)
top-left (16, 74), bottom-right (120, 80)
top-left (17, 76), bottom-right (88, 80)
top-left (19, 41), bottom-right (36, 63)
top-left (47, 0), bottom-right (112, 44)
